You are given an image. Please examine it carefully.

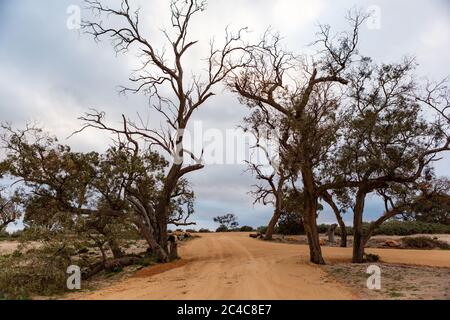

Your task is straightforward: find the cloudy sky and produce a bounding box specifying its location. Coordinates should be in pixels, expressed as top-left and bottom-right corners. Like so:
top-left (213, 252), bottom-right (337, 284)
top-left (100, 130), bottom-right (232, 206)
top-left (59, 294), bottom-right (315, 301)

top-left (1, 0), bottom-right (449, 231)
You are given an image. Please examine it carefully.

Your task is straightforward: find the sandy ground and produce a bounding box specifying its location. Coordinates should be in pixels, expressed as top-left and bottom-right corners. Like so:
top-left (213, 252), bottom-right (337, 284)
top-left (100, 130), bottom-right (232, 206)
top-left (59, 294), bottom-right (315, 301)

top-left (322, 263), bottom-right (450, 300)
top-left (67, 232), bottom-right (450, 300)
top-left (0, 241), bottom-right (19, 255)
top-left (0, 241), bottom-right (41, 255)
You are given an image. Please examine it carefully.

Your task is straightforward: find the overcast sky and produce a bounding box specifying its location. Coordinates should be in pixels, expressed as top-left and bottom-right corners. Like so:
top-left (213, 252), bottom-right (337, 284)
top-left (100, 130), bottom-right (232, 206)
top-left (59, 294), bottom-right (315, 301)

top-left (1, 0), bottom-right (449, 231)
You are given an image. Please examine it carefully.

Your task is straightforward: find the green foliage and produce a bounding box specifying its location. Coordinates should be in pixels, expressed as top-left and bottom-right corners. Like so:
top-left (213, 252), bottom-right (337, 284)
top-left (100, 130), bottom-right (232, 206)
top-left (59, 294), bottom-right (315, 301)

top-left (215, 225), bottom-right (229, 232)
top-left (317, 224), bottom-right (330, 234)
top-left (326, 221), bottom-right (449, 237)
top-left (0, 245), bottom-right (71, 299)
top-left (363, 253), bottom-right (380, 262)
top-left (401, 236), bottom-right (449, 249)
top-left (0, 125), bottom-right (197, 266)
top-left (198, 228), bottom-right (211, 233)
top-left (276, 212), bottom-right (304, 235)
top-left (213, 214), bottom-right (238, 230)
top-left (369, 220), bottom-right (450, 236)
top-left (277, 190), bottom-right (323, 236)
top-left (0, 188), bottom-right (20, 233)
top-left (256, 226), bottom-right (268, 234)
top-left (239, 226), bottom-right (254, 232)
top-left (402, 178), bottom-right (450, 225)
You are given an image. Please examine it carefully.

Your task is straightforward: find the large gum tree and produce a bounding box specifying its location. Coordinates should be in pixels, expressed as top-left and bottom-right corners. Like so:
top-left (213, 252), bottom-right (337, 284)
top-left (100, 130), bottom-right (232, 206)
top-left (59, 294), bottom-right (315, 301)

top-left (228, 13), bottom-right (366, 264)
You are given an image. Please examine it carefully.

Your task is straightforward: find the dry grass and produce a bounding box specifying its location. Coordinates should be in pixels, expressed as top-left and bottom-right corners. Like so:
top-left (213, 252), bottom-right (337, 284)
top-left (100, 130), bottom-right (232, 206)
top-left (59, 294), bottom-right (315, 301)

top-left (322, 262), bottom-right (450, 300)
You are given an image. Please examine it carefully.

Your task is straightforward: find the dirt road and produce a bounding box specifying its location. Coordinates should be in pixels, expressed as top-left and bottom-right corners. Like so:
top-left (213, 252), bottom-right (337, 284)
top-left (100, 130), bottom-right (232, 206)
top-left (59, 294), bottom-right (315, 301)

top-left (70, 232), bottom-right (450, 300)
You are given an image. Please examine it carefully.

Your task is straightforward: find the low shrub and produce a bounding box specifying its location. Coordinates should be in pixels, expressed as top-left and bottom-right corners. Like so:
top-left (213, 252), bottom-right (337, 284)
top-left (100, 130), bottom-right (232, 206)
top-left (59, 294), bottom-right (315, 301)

top-left (256, 226), bottom-right (268, 234)
top-left (198, 228), bottom-right (211, 233)
top-left (401, 236), bottom-right (450, 249)
top-left (215, 225), bottom-right (228, 232)
top-left (371, 221), bottom-right (450, 236)
top-left (139, 255), bottom-right (157, 267)
top-left (185, 229), bottom-right (197, 233)
top-left (0, 230), bottom-right (9, 240)
top-left (324, 221), bottom-right (449, 237)
top-left (0, 246), bottom-right (71, 299)
top-left (317, 224), bottom-right (330, 234)
top-left (239, 226), bottom-right (254, 232)
top-left (276, 214), bottom-right (305, 235)
top-left (363, 253), bottom-right (380, 262)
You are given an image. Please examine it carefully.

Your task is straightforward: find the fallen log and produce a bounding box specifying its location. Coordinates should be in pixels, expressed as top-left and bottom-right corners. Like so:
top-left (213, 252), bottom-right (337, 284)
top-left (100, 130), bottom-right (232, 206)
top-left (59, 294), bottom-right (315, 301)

top-left (82, 255), bottom-right (142, 279)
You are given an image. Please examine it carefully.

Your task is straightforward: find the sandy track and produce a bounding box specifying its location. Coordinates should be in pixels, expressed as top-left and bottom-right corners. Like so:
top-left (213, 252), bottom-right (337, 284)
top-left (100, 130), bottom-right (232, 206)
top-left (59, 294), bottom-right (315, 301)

top-left (69, 232), bottom-right (450, 300)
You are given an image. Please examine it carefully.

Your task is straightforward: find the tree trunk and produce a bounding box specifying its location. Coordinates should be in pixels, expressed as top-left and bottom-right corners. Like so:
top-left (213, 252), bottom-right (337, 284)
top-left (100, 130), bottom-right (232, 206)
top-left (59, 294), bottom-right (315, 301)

top-left (352, 189), bottom-right (366, 263)
top-left (155, 201), bottom-right (169, 262)
top-left (363, 207), bottom-right (402, 248)
top-left (339, 225), bottom-right (348, 248)
top-left (300, 164), bottom-right (325, 265)
top-left (322, 192), bottom-right (348, 247)
top-left (264, 209), bottom-right (282, 240)
top-left (353, 239), bottom-right (365, 263)
top-left (303, 196), bottom-right (325, 264)
top-left (134, 214), bottom-right (168, 262)
top-left (154, 163), bottom-right (183, 261)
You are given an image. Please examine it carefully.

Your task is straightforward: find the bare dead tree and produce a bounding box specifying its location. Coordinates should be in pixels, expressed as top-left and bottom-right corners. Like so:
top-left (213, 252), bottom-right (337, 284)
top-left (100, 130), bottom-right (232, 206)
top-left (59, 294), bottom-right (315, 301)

top-left (321, 191), bottom-right (348, 247)
top-left (78, 0), bottom-right (249, 261)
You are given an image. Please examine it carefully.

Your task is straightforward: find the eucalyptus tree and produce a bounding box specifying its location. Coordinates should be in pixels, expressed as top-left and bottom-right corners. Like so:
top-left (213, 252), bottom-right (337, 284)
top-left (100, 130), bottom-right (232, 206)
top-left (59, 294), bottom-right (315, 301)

top-left (213, 213), bottom-right (238, 230)
top-left (0, 125), bottom-right (134, 260)
top-left (0, 161), bottom-right (19, 232)
top-left (0, 124), bottom-right (195, 264)
top-left (78, 0), bottom-right (248, 260)
top-left (228, 13), bottom-right (365, 264)
top-left (400, 177), bottom-right (450, 225)
top-left (331, 58), bottom-right (450, 262)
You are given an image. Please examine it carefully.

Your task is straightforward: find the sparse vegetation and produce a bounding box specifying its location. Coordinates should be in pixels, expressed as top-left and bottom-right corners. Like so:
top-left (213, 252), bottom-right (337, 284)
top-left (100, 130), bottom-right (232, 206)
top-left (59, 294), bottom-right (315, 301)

top-left (215, 225), bottom-right (229, 233)
top-left (330, 221), bottom-right (449, 237)
top-left (401, 236), bottom-right (450, 250)
top-left (239, 226), bottom-right (254, 232)
top-left (256, 226), bottom-right (268, 234)
top-left (0, 245), bottom-right (73, 299)
top-left (363, 253), bottom-right (380, 262)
